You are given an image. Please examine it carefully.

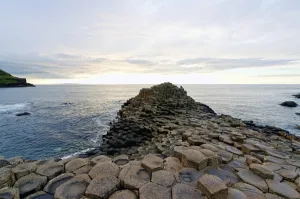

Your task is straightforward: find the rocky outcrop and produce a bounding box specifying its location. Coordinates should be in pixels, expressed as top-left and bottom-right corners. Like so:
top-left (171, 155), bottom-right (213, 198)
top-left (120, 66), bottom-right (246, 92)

top-left (280, 101), bottom-right (298, 107)
top-left (2, 82), bottom-right (300, 198)
top-left (293, 94), bottom-right (300, 99)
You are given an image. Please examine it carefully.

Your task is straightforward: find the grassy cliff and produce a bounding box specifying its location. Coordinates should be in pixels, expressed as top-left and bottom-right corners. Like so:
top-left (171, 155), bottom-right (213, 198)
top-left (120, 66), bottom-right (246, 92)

top-left (0, 69), bottom-right (35, 87)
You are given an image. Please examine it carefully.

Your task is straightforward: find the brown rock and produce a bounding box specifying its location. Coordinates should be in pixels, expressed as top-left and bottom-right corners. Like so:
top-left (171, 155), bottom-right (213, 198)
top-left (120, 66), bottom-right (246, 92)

top-left (54, 176), bottom-right (90, 199)
top-left (181, 149), bottom-right (208, 170)
top-left (12, 162), bottom-right (37, 180)
top-left (141, 154), bottom-right (163, 172)
top-left (36, 162), bottom-right (64, 179)
top-left (108, 189), bottom-right (137, 199)
top-left (65, 158), bottom-right (89, 173)
top-left (88, 162), bottom-right (119, 179)
top-left (151, 170), bottom-right (175, 188)
top-left (249, 164), bottom-right (274, 179)
top-left (197, 174), bottom-right (228, 199)
top-left (172, 183), bottom-right (204, 199)
top-left (266, 179), bottom-right (300, 199)
top-left (237, 169), bottom-right (268, 192)
top-left (123, 165), bottom-right (151, 190)
top-left (139, 182), bottom-right (171, 199)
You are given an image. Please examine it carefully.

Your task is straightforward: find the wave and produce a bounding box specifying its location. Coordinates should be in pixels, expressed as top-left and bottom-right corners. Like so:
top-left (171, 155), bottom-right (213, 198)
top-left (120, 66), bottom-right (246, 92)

top-left (0, 103), bottom-right (30, 113)
top-left (61, 147), bottom-right (95, 160)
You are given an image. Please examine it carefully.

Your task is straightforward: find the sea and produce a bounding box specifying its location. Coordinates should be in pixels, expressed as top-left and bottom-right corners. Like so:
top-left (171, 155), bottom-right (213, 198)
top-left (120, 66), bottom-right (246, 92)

top-left (0, 84), bottom-right (299, 160)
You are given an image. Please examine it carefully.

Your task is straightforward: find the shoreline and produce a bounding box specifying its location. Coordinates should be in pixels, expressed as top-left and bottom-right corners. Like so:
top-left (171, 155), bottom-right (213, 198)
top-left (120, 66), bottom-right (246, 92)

top-left (1, 82), bottom-right (300, 198)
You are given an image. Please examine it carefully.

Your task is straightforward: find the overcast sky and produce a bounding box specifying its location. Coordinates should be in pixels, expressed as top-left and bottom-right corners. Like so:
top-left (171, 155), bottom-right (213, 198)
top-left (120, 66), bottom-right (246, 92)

top-left (0, 0), bottom-right (300, 84)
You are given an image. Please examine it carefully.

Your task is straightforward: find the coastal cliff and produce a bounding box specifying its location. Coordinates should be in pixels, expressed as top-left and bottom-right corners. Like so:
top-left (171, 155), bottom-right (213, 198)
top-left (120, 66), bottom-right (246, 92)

top-left (0, 69), bottom-right (35, 88)
top-left (1, 83), bottom-right (300, 199)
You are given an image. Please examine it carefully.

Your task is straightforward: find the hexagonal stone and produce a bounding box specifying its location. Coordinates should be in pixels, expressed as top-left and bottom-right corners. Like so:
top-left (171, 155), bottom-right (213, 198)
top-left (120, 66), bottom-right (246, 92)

top-left (88, 162), bottom-right (119, 179)
top-left (245, 155), bottom-right (262, 165)
top-left (265, 193), bottom-right (285, 199)
top-left (24, 191), bottom-right (53, 199)
top-left (0, 167), bottom-right (15, 188)
top-left (276, 169), bottom-right (299, 182)
top-left (226, 146), bottom-right (243, 156)
top-left (201, 167), bottom-right (239, 186)
top-left (175, 168), bottom-right (204, 187)
top-left (263, 162), bottom-right (282, 172)
top-left (163, 157), bottom-right (183, 173)
top-left (139, 182), bottom-right (171, 199)
top-left (85, 175), bottom-right (120, 199)
top-left (172, 183), bottom-right (204, 199)
top-left (65, 158), bottom-right (89, 173)
top-left (219, 150), bottom-right (233, 163)
top-left (12, 162), bottom-right (37, 180)
top-left (197, 174), bottom-right (228, 199)
top-left (173, 146), bottom-right (185, 159)
top-left (141, 154), bottom-right (163, 172)
top-left (44, 173), bottom-right (74, 194)
top-left (286, 159), bottom-right (300, 168)
top-left (108, 189), bottom-right (137, 199)
top-left (201, 144), bottom-right (219, 152)
top-left (14, 173), bottom-right (47, 198)
top-left (264, 156), bottom-right (286, 165)
top-left (74, 165), bottom-right (93, 175)
top-left (227, 188), bottom-right (247, 199)
top-left (227, 159), bottom-right (248, 171)
top-left (124, 165), bottom-right (151, 190)
top-left (180, 149), bottom-right (208, 170)
top-left (113, 155), bottom-right (129, 166)
top-left (249, 164), bottom-right (274, 179)
top-left (91, 155), bottom-right (111, 166)
top-left (266, 179), bottom-right (300, 199)
top-left (266, 150), bottom-right (290, 160)
top-left (54, 176), bottom-right (90, 199)
top-left (233, 182), bottom-right (265, 199)
top-left (36, 162), bottom-right (64, 180)
top-left (151, 170), bottom-right (175, 188)
top-left (241, 144), bottom-right (260, 155)
top-left (0, 187), bottom-right (20, 199)
top-left (237, 169), bottom-right (268, 192)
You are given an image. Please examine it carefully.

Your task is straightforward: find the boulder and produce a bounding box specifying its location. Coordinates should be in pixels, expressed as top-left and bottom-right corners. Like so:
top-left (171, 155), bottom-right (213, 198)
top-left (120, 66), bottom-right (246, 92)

top-left (12, 162), bottom-right (37, 180)
top-left (276, 169), bottom-right (299, 182)
top-left (0, 167), bottom-right (16, 188)
top-left (0, 187), bottom-right (20, 199)
top-left (14, 173), bottom-right (47, 198)
top-left (88, 162), bottom-right (119, 179)
top-left (73, 165), bottom-right (93, 175)
top-left (163, 157), bottom-right (183, 173)
top-left (108, 190), bottom-right (137, 199)
top-left (151, 170), bottom-right (175, 188)
top-left (197, 174), bottom-right (228, 199)
top-left (8, 156), bottom-right (24, 165)
top-left (36, 162), bottom-right (64, 179)
top-left (123, 165), bottom-right (151, 190)
top-left (249, 164), bottom-right (275, 179)
top-left (44, 173), bottom-right (74, 194)
top-left (293, 94), bottom-right (300, 99)
top-left (139, 182), bottom-right (172, 199)
top-left (141, 154), bottom-right (163, 172)
top-left (91, 156), bottom-right (111, 166)
top-left (280, 101), bottom-right (298, 107)
top-left (180, 149), bottom-right (208, 170)
top-left (201, 166), bottom-right (239, 186)
top-left (85, 175), bottom-right (120, 199)
top-left (65, 158), bottom-right (89, 173)
top-left (16, 112), bottom-right (30, 116)
top-left (54, 176), bottom-right (90, 199)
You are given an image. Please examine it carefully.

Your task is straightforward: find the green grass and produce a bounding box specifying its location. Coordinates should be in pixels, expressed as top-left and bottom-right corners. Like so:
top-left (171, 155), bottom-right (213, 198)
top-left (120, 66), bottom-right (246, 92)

top-left (0, 69), bottom-right (27, 86)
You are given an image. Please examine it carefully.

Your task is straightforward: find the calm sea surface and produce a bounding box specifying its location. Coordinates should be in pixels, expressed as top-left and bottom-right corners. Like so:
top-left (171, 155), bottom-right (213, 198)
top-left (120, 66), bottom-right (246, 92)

top-left (0, 84), bottom-right (299, 160)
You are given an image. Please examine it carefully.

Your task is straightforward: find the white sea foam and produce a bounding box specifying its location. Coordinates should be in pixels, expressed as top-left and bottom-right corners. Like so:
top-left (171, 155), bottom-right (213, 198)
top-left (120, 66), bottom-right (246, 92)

top-left (0, 103), bottom-right (30, 113)
top-left (61, 147), bottom-right (95, 160)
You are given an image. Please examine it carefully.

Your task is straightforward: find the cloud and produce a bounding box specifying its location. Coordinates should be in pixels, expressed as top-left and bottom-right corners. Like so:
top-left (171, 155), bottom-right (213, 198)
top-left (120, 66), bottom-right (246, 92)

top-left (124, 59), bottom-right (156, 66)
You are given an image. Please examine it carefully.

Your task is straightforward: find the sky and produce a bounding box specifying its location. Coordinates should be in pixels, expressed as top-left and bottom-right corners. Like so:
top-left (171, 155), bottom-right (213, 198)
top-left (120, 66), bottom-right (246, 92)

top-left (0, 0), bottom-right (300, 84)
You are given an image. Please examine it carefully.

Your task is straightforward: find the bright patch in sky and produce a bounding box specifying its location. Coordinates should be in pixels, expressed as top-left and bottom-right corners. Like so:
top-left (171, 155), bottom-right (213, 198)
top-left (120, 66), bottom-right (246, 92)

top-left (0, 0), bottom-right (300, 84)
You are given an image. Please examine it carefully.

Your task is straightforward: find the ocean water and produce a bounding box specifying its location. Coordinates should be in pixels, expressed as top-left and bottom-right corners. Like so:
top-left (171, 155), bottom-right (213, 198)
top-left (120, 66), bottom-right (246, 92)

top-left (0, 84), bottom-right (299, 160)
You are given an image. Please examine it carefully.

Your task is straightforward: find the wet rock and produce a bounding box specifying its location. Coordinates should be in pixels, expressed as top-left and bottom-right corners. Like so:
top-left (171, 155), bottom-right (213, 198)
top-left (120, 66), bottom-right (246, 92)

top-left (139, 182), bottom-right (171, 199)
top-left (141, 154), bottom-right (163, 172)
top-left (175, 168), bottom-right (204, 187)
top-left (12, 162), bottom-right (37, 180)
top-left (237, 169), bottom-right (268, 192)
top-left (266, 179), bottom-right (300, 199)
top-left (91, 155), bottom-right (112, 166)
top-left (197, 174), bottom-right (228, 199)
top-left (16, 112), bottom-right (31, 116)
top-left (113, 155), bottom-right (129, 166)
top-left (25, 191), bottom-right (53, 199)
top-left (88, 162), bottom-right (119, 179)
top-left (54, 176), bottom-right (90, 199)
top-left (151, 170), bottom-right (175, 188)
top-left (123, 165), bottom-right (151, 190)
top-left (0, 187), bottom-right (20, 199)
top-left (36, 162), bottom-right (64, 179)
top-left (108, 189), bottom-right (137, 199)
top-left (0, 167), bottom-right (16, 188)
top-left (44, 173), bottom-right (74, 194)
top-left (249, 164), bottom-right (275, 179)
top-left (65, 158), bottom-right (89, 173)
top-left (14, 173), bottom-right (47, 198)
top-left (280, 101), bottom-right (298, 108)
top-left (233, 182), bottom-right (265, 199)
top-left (180, 149), bottom-right (208, 170)
top-left (85, 175), bottom-right (120, 199)
top-left (201, 166), bottom-right (239, 186)
top-left (172, 183), bottom-right (204, 199)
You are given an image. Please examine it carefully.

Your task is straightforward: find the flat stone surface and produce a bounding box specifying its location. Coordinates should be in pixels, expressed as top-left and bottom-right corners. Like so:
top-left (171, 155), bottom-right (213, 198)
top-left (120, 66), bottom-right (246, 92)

top-left (91, 155), bottom-right (111, 166)
top-left (264, 156), bottom-right (286, 165)
top-left (36, 162), bottom-right (64, 179)
top-left (237, 169), bottom-right (268, 192)
top-left (124, 165), bottom-right (151, 190)
top-left (88, 162), bottom-right (119, 179)
top-left (226, 146), bottom-right (243, 156)
top-left (0, 167), bottom-right (15, 188)
top-left (108, 189), bottom-right (137, 199)
top-left (219, 150), bottom-right (233, 163)
top-left (181, 149), bottom-right (208, 170)
top-left (172, 183), bottom-right (204, 199)
top-left (141, 154), bottom-right (163, 172)
top-left (54, 176), bottom-right (90, 199)
top-left (8, 156), bottom-right (24, 165)
top-left (266, 150), bottom-right (290, 159)
top-left (201, 144), bottom-right (219, 152)
top-left (263, 162), bottom-right (282, 172)
top-left (44, 173), bottom-right (74, 194)
top-left (197, 174), bottom-right (228, 199)
top-left (233, 182), bottom-right (265, 199)
top-left (242, 144), bottom-right (260, 155)
top-left (12, 162), bottom-right (37, 180)
top-left (175, 168), bottom-right (204, 187)
top-left (286, 159), bottom-right (300, 168)
top-left (25, 191), bottom-right (54, 199)
top-left (227, 188), bottom-right (247, 199)
top-left (201, 166), bottom-right (239, 186)
top-left (163, 158), bottom-right (183, 173)
top-left (266, 179), bottom-right (300, 199)
top-left (265, 193), bottom-right (285, 199)
top-left (14, 173), bottom-right (47, 198)
top-left (65, 158), bottom-right (89, 173)
top-left (139, 182), bottom-right (171, 199)
top-left (0, 187), bottom-right (20, 199)
top-left (85, 175), bottom-right (120, 199)
top-left (113, 155), bottom-right (129, 166)
top-left (73, 165), bottom-right (93, 175)
top-left (276, 169), bottom-right (299, 181)
top-left (151, 170), bottom-right (175, 188)
top-left (250, 164), bottom-right (274, 179)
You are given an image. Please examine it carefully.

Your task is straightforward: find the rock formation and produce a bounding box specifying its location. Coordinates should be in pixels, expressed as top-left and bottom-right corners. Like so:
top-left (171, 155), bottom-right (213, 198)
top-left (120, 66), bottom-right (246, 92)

top-left (0, 69), bottom-right (35, 88)
top-left (1, 82), bottom-right (300, 199)
top-left (280, 101), bottom-right (298, 107)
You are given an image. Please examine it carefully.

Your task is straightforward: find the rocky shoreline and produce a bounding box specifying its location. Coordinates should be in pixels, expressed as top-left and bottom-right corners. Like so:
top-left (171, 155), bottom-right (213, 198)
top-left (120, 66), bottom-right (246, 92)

top-left (1, 83), bottom-right (300, 199)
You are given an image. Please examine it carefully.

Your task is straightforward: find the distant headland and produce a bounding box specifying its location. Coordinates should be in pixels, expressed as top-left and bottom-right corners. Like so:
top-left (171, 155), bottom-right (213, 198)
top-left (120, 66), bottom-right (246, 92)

top-left (0, 69), bottom-right (35, 88)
